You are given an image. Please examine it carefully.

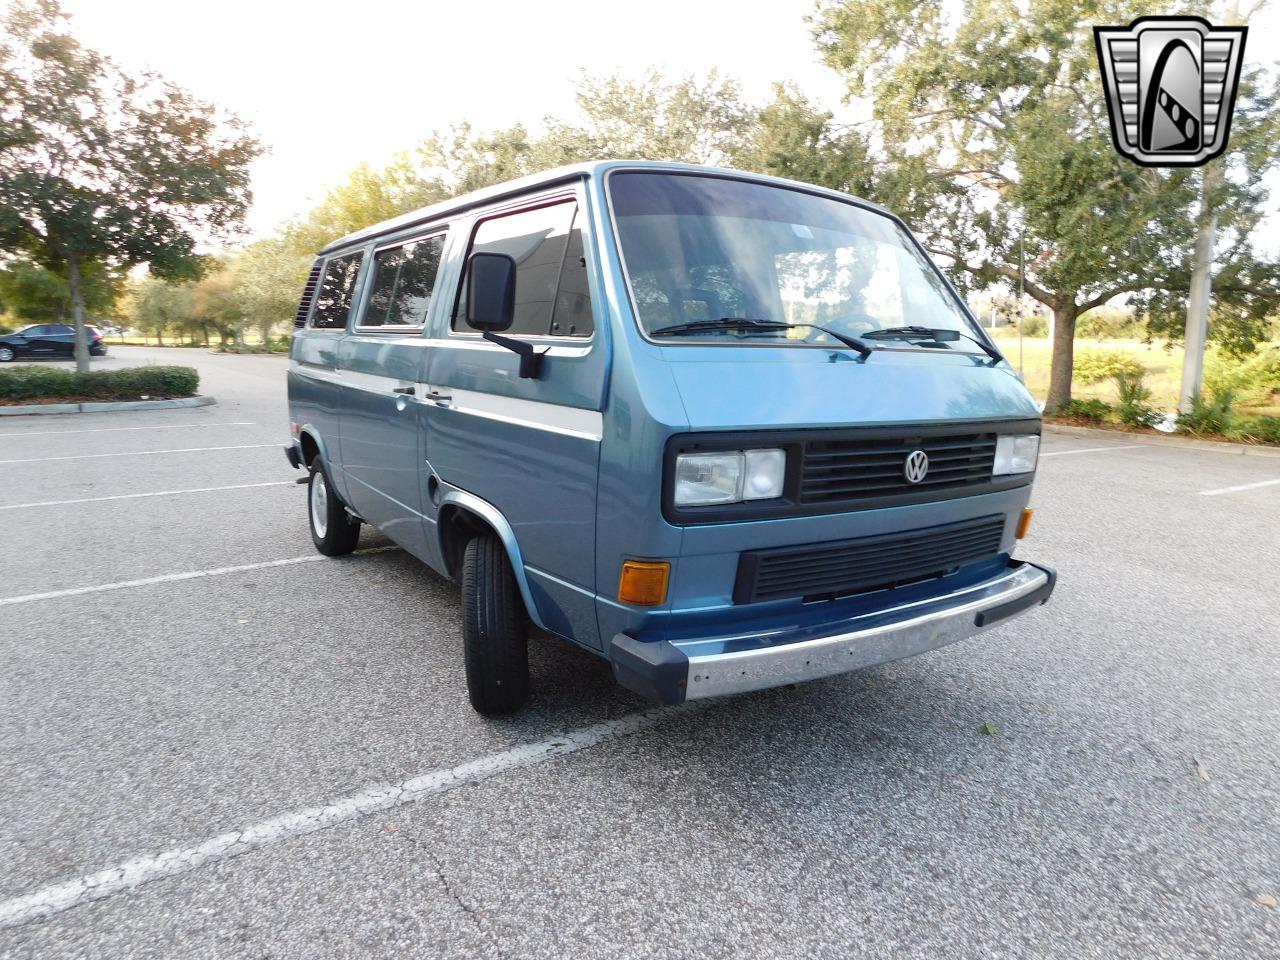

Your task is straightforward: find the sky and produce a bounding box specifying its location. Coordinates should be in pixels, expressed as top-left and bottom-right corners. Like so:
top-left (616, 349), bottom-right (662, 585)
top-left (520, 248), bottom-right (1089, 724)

top-left (56, 0), bottom-right (848, 236)
top-left (42, 0), bottom-right (1280, 251)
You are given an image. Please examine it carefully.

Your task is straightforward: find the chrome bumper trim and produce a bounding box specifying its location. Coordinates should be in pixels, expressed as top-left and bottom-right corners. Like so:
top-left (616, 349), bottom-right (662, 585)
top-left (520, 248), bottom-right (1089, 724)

top-left (609, 561), bottom-right (1054, 704)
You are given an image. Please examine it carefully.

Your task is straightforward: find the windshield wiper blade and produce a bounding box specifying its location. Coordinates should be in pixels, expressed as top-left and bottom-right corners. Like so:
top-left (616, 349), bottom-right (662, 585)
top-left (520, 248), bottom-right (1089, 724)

top-left (651, 317), bottom-right (872, 358)
top-left (862, 325), bottom-right (1004, 363)
top-left (650, 317), bottom-right (794, 336)
top-left (861, 325), bottom-right (947, 340)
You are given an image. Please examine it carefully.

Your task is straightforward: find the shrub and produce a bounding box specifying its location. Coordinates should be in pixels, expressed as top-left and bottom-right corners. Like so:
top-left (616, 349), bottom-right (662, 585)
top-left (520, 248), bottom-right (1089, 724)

top-left (1020, 315), bottom-right (1048, 338)
top-left (1054, 397), bottom-right (1113, 423)
top-left (1177, 388), bottom-right (1237, 437)
top-left (0, 365), bottom-right (199, 402)
top-left (1203, 348), bottom-right (1280, 405)
top-left (1074, 349), bottom-right (1146, 386)
top-left (1076, 308), bottom-right (1141, 340)
top-left (1235, 416), bottom-right (1280, 444)
top-left (1114, 372), bottom-right (1160, 428)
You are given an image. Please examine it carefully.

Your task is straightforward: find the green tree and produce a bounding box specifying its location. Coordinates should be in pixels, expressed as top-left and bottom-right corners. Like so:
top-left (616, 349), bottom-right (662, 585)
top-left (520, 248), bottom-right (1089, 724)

top-left (0, 0), bottom-right (260, 370)
top-left (731, 83), bottom-right (875, 196)
top-left (127, 276), bottom-right (193, 346)
top-left (417, 70), bottom-right (756, 196)
top-left (0, 258), bottom-right (116, 324)
top-left (812, 0), bottom-right (1280, 409)
top-left (230, 237), bottom-right (312, 343)
top-left (189, 266), bottom-right (244, 347)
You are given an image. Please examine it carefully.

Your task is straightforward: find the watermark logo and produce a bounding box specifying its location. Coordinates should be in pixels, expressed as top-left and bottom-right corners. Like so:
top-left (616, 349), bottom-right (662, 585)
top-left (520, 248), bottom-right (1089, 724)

top-left (1094, 16), bottom-right (1247, 167)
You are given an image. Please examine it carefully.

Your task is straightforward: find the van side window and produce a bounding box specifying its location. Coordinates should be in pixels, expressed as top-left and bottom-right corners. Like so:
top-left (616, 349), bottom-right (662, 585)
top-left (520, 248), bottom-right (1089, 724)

top-left (551, 209), bottom-right (594, 337)
top-left (454, 200), bottom-right (593, 338)
top-left (310, 252), bottom-right (364, 330)
top-left (360, 234), bottom-right (445, 330)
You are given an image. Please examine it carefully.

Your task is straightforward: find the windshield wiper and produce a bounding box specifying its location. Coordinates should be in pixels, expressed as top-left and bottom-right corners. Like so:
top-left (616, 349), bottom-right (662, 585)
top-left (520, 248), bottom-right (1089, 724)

top-left (650, 317), bottom-right (872, 358)
top-left (862, 325), bottom-right (1004, 363)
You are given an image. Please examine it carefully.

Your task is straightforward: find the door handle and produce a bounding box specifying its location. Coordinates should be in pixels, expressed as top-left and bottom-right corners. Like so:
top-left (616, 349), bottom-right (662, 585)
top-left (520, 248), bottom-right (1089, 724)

top-left (425, 391), bottom-right (452, 406)
top-left (392, 386), bottom-right (415, 395)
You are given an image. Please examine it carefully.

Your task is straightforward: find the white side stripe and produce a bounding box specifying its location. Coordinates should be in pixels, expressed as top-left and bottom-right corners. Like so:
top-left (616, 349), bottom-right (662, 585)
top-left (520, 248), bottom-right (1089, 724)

top-left (1198, 477), bottom-right (1280, 497)
top-left (0, 546), bottom-right (400, 607)
top-left (0, 421), bottom-right (254, 438)
top-left (0, 481), bottom-right (295, 511)
top-left (446, 387), bottom-right (603, 440)
top-left (1040, 444), bottom-right (1146, 458)
top-left (0, 701), bottom-right (708, 929)
top-left (0, 443), bottom-right (278, 465)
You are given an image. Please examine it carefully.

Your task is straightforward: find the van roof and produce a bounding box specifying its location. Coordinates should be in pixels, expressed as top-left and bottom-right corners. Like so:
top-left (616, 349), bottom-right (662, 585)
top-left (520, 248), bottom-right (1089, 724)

top-left (317, 159), bottom-right (891, 255)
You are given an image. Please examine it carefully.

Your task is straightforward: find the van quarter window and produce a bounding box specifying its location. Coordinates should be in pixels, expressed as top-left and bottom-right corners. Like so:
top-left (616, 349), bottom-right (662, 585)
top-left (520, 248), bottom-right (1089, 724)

top-left (310, 252), bottom-right (364, 330)
top-left (454, 201), bottom-right (594, 338)
top-left (360, 234), bottom-right (445, 330)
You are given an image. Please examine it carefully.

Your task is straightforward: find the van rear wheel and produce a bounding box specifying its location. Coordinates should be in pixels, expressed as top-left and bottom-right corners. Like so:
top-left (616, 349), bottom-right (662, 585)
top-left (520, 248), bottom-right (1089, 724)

top-left (461, 533), bottom-right (530, 714)
top-left (307, 461), bottom-right (361, 556)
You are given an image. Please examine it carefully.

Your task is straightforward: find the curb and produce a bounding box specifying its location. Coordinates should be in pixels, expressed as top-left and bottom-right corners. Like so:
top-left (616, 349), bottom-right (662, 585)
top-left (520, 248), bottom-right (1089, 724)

top-left (1044, 422), bottom-right (1280, 459)
top-left (0, 395), bottom-right (216, 417)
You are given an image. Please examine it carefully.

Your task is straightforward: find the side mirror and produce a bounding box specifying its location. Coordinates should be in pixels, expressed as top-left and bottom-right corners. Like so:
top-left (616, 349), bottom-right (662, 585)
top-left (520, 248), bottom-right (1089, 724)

top-left (465, 251), bottom-right (547, 379)
top-left (465, 252), bottom-right (517, 332)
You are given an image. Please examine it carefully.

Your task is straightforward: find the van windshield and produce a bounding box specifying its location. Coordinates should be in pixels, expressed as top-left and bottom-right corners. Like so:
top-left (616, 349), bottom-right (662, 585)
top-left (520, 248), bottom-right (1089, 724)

top-left (608, 172), bottom-right (985, 352)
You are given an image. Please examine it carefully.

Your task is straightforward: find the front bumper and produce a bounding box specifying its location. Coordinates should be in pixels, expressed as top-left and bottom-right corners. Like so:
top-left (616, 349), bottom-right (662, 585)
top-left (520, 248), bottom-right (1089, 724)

top-left (610, 559), bottom-right (1055, 703)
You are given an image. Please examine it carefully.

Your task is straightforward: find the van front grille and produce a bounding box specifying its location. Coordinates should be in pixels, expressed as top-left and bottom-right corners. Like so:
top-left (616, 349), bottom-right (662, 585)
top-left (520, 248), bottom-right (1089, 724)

top-left (799, 433), bottom-right (997, 505)
top-left (733, 515), bottom-right (1006, 604)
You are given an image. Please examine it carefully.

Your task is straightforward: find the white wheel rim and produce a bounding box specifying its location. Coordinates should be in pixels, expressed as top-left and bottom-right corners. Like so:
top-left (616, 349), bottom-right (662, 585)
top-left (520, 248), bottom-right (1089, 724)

top-left (310, 472), bottom-right (328, 538)
top-left (0, 348), bottom-right (12, 361)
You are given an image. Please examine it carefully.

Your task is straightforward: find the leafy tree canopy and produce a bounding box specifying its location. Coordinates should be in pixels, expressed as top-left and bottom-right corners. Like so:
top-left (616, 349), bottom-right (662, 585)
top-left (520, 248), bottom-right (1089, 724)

top-left (812, 0), bottom-right (1280, 407)
top-left (0, 258), bottom-right (117, 323)
top-left (0, 0), bottom-right (260, 368)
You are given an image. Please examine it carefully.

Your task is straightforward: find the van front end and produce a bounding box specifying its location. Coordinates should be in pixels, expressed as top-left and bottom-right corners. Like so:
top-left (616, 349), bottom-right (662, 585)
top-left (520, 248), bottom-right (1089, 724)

top-left (594, 164), bottom-right (1056, 705)
top-left (602, 412), bottom-right (1056, 705)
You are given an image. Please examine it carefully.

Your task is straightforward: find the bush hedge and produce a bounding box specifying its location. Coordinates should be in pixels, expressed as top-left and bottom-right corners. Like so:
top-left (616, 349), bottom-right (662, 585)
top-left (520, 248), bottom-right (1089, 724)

top-left (0, 365), bottom-right (199, 402)
top-left (1072, 349), bottom-right (1145, 386)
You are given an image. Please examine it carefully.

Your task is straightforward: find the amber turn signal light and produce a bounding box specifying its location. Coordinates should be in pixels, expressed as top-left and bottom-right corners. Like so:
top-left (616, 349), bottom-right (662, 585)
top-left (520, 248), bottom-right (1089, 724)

top-left (1016, 507), bottom-right (1034, 540)
top-left (618, 560), bottom-right (670, 606)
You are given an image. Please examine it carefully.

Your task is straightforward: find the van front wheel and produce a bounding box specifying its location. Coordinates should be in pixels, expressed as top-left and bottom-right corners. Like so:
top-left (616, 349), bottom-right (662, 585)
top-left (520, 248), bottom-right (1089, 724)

top-left (461, 533), bottom-right (530, 714)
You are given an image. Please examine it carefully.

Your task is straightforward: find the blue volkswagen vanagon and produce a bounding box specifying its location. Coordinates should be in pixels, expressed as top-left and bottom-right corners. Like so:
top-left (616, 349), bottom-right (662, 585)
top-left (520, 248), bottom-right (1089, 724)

top-left (285, 161), bottom-right (1055, 714)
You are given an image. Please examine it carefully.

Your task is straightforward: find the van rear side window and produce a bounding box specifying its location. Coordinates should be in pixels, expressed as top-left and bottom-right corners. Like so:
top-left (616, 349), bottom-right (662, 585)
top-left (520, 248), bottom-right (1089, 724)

top-left (310, 252), bottom-right (364, 330)
top-left (361, 234), bottom-right (445, 330)
top-left (454, 201), bottom-right (594, 338)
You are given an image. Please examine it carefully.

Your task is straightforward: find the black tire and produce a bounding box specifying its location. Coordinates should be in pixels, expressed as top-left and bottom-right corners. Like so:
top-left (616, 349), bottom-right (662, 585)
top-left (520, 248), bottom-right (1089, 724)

top-left (0, 346), bottom-right (15, 362)
top-left (307, 460), bottom-right (360, 556)
top-left (461, 533), bottom-right (530, 714)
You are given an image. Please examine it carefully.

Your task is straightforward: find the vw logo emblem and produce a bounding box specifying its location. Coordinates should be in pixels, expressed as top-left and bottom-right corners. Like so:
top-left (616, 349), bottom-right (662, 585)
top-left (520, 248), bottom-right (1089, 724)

top-left (903, 449), bottom-right (929, 484)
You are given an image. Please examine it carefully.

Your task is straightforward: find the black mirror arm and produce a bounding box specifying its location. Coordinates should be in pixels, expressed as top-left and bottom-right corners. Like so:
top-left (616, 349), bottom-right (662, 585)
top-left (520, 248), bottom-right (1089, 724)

top-left (483, 330), bottom-right (548, 379)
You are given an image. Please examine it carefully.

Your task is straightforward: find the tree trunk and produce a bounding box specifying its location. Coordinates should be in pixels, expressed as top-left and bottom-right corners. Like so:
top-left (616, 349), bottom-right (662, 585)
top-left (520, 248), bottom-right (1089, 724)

top-left (1179, 163), bottom-right (1219, 413)
top-left (1044, 302), bottom-right (1080, 412)
top-left (67, 254), bottom-right (91, 374)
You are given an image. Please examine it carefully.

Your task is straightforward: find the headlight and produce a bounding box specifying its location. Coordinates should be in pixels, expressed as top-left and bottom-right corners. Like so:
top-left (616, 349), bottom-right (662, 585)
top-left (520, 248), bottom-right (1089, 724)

top-left (674, 448), bottom-right (786, 506)
top-left (993, 434), bottom-right (1040, 475)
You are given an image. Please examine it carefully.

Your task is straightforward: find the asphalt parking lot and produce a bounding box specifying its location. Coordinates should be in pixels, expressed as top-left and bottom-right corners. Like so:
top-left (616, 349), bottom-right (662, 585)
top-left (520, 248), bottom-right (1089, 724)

top-left (1, 346), bottom-right (1277, 959)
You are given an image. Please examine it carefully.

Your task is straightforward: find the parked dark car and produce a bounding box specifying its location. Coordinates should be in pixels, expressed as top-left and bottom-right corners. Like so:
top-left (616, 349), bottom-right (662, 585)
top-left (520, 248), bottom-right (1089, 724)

top-left (0, 323), bottom-right (106, 361)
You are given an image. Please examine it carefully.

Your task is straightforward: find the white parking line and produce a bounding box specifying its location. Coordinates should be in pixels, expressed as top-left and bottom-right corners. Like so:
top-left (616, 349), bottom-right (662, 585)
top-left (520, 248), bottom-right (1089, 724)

top-left (1040, 444), bottom-right (1146, 458)
top-left (0, 443), bottom-right (278, 465)
top-left (1198, 477), bottom-right (1280, 497)
top-left (0, 481), bottom-right (295, 511)
top-left (0, 701), bottom-right (708, 929)
top-left (0, 421), bottom-right (254, 438)
top-left (0, 546), bottom-right (400, 607)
